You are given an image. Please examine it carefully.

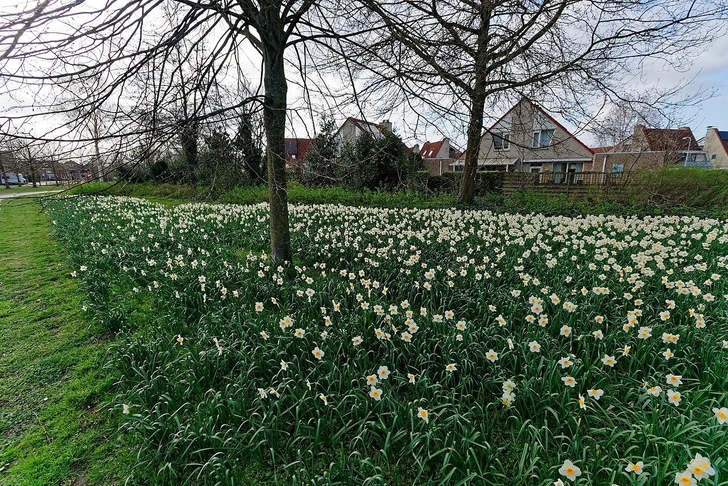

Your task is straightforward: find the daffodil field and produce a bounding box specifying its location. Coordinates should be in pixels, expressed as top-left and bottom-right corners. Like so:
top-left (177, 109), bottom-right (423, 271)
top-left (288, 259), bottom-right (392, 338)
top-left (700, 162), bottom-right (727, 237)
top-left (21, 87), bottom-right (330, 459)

top-left (47, 196), bottom-right (728, 485)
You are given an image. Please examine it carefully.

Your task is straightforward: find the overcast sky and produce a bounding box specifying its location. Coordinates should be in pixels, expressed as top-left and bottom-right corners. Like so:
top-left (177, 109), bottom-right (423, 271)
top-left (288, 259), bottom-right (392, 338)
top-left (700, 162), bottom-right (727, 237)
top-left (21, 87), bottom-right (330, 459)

top-left (1, 0), bottom-right (727, 152)
top-left (290, 35), bottom-right (728, 150)
top-left (677, 36), bottom-right (728, 140)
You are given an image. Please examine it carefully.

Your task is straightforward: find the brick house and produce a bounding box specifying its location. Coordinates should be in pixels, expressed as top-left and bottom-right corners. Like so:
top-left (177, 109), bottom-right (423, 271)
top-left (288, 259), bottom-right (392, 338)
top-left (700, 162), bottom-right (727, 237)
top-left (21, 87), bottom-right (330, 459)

top-left (419, 138), bottom-right (461, 175)
top-left (592, 124), bottom-right (709, 174)
top-left (702, 127), bottom-right (728, 168)
top-left (284, 138), bottom-right (315, 170)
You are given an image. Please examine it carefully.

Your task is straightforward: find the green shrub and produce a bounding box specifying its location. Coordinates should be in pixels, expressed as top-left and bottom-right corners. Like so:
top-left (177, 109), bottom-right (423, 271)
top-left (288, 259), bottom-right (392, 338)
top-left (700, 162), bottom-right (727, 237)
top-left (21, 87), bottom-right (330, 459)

top-left (626, 167), bottom-right (728, 209)
top-left (68, 182), bottom-right (197, 201)
top-left (475, 171), bottom-right (503, 194)
top-left (427, 172), bottom-right (459, 193)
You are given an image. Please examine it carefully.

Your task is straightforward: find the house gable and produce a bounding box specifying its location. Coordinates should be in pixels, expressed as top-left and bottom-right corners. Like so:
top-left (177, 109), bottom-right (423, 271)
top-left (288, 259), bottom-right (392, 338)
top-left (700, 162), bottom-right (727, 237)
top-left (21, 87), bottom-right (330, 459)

top-left (703, 127), bottom-right (728, 168)
top-left (337, 117), bottom-right (393, 146)
top-left (420, 139), bottom-right (451, 159)
top-left (476, 98), bottom-right (594, 171)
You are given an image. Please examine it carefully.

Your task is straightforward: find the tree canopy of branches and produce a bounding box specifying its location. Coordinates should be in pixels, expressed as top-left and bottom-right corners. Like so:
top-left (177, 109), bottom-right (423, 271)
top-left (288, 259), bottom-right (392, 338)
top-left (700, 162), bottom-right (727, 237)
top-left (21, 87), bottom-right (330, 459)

top-left (3, 0), bottom-right (727, 256)
top-left (338, 0), bottom-right (728, 203)
top-left (0, 0), bottom-right (339, 262)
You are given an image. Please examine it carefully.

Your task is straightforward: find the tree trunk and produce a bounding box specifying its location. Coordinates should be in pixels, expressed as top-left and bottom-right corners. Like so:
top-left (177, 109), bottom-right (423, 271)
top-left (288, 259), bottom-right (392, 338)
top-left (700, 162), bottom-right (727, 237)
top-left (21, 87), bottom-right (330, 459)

top-left (458, 2), bottom-right (490, 205)
top-left (458, 90), bottom-right (486, 204)
top-left (93, 115), bottom-right (102, 181)
top-left (27, 147), bottom-right (37, 187)
top-left (180, 122), bottom-right (198, 184)
top-left (0, 156), bottom-right (10, 189)
top-left (263, 40), bottom-right (292, 263)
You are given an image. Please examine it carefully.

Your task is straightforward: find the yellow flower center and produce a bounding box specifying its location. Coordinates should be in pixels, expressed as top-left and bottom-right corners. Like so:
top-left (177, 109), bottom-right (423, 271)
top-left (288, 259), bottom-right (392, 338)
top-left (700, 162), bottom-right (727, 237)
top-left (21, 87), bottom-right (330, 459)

top-left (718, 411), bottom-right (727, 419)
top-left (565, 466), bottom-right (574, 476)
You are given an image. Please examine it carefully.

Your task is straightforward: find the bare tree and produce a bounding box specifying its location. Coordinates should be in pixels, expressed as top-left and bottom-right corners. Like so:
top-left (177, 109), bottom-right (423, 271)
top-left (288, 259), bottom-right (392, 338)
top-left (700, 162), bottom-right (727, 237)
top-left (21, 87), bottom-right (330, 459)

top-left (590, 98), bottom-right (669, 149)
top-left (0, 0), bottom-right (338, 263)
top-left (0, 150), bottom-right (13, 188)
top-left (337, 0), bottom-right (727, 203)
top-left (0, 122), bottom-right (14, 188)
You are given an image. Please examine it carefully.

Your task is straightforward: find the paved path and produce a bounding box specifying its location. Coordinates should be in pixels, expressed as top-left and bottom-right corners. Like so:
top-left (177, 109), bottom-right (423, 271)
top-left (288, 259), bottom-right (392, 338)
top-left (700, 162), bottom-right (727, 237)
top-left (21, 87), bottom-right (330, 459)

top-left (0, 190), bottom-right (64, 199)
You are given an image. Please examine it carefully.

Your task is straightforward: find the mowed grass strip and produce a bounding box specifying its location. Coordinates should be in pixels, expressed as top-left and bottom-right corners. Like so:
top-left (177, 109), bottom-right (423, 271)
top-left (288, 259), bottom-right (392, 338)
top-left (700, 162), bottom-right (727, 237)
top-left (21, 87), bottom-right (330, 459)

top-left (0, 185), bottom-right (70, 194)
top-left (0, 198), bottom-right (132, 485)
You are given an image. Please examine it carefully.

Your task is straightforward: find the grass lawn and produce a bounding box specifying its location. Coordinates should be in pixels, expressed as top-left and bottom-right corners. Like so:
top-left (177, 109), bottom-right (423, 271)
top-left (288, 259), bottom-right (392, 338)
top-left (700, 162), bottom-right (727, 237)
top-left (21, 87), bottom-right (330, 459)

top-left (0, 184), bottom-right (71, 193)
top-left (0, 198), bottom-right (133, 485)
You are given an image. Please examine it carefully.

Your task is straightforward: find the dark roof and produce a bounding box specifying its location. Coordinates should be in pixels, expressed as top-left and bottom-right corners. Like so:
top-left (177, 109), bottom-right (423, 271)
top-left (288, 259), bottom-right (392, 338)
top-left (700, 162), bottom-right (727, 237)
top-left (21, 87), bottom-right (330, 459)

top-left (642, 128), bottom-right (697, 152)
top-left (713, 128), bottom-right (728, 157)
top-left (284, 139), bottom-right (298, 156)
top-left (420, 140), bottom-right (445, 158)
top-left (284, 138), bottom-right (315, 162)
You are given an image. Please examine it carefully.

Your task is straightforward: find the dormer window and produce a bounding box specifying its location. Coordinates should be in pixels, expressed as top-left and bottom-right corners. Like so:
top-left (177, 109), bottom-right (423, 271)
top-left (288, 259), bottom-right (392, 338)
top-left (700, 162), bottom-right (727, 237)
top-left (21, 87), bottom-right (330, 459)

top-left (493, 132), bottom-right (510, 150)
top-left (532, 129), bottom-right (554, 148)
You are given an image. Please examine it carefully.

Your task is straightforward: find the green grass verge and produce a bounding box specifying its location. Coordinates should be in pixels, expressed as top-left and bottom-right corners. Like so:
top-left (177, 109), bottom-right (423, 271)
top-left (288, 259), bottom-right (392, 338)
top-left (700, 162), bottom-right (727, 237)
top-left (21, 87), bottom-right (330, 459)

top-left (66, 167), bottom-right (728, 218)
top-left (68, 181), bottom-right (457, 209)
top-left (0, 184), bottom-right (71, 193)
top-left (0, 199), bottom-right (134, 485)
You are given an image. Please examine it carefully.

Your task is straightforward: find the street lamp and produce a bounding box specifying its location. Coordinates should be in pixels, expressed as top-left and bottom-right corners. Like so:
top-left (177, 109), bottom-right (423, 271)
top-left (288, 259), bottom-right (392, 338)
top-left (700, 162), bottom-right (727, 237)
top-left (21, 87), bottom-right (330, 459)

top-left (683, 136), bottom-right (692, 166)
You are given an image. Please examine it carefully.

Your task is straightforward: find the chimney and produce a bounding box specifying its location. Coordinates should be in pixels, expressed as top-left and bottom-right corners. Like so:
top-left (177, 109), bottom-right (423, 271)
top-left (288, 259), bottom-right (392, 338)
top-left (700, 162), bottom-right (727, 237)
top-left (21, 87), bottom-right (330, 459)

top-left (381, 120), bottom-right (393, 132)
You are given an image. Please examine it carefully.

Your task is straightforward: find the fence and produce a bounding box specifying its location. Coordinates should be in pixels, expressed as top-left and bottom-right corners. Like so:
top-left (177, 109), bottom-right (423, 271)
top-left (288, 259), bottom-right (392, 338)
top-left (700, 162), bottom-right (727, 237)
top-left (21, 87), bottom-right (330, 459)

top-left (502, 171), bottom-right (625, 196)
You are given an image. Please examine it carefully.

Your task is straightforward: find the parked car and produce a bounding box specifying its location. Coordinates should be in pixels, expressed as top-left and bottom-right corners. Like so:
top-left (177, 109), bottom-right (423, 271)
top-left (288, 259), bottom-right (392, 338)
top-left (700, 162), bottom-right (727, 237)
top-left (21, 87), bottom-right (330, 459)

top-left (1, 174), bottom-right (27, 185)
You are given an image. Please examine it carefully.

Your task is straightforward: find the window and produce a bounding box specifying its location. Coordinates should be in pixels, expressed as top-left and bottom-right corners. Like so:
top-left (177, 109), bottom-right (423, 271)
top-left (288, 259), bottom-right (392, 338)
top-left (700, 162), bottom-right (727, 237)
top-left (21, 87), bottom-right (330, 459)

top-left (493, 132), bottom-right (510, 150)
top-left (532, 129), bottom-right (554, 148)
top-left (612, 163), bottom-right (624, 173)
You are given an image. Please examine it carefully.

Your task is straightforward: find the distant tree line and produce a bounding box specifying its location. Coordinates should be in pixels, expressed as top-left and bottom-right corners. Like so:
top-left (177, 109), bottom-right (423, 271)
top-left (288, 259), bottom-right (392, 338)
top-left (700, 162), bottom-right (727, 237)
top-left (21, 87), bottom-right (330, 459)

top-left (117, 112), bottom-right (266, 194)
top-left (301, 117), bottom-right (423, 191)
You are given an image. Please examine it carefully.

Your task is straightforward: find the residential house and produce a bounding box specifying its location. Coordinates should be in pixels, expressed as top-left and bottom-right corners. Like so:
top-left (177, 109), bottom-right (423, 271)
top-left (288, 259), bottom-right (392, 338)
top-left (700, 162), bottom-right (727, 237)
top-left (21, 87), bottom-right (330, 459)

top-left (703, 127), bottom-right (728, 168)
top-left (475, 98), bottom-right (595, 181)
top-left (338, 117), bottom-right (393, 146)
top-left (337, 117), bottom-right (419, 155)
top-left (58, 160), bottom-right (90, 181)
top-left (420, 138), bottom-right (461, 175)
top-left (284, 138), bottom-right (315, 170)
top-left (592, 124), bottom-right (710, 174)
